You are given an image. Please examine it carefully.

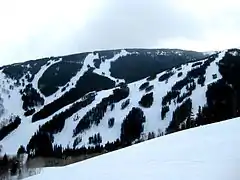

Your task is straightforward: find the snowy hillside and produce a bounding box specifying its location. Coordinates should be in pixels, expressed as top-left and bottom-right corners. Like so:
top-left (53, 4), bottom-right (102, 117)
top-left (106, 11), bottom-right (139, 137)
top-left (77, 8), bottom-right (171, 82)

top-left (0, 48), bottom-right (206, 155)
top-left (0, 48), bottom-right (239, 160)
top-left (26, 118), bottom-right (240, 180)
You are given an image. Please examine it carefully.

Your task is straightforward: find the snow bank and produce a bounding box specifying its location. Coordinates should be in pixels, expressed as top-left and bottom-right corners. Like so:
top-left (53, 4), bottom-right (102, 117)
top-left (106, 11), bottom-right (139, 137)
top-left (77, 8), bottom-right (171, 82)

top-left (26, 118), bottom-right (240, 180)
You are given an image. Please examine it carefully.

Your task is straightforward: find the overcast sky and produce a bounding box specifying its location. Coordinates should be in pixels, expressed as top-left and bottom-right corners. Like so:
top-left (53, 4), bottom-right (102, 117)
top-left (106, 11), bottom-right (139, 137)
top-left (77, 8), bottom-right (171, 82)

top-left (0, 0), bottom-right (239, 65)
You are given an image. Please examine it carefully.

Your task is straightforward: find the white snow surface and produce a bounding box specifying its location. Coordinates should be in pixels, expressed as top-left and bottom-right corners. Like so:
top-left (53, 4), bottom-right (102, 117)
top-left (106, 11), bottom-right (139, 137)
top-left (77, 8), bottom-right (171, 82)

top-left (93, 49), bottom-right (129, 83)
top-left (26, 118), bottom-right (240, 180)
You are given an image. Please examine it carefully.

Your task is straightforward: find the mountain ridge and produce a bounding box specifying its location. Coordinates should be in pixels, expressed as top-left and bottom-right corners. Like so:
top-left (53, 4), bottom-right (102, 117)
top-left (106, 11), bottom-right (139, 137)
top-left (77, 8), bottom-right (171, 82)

top-left (0, 48), bottom-right (239, 158)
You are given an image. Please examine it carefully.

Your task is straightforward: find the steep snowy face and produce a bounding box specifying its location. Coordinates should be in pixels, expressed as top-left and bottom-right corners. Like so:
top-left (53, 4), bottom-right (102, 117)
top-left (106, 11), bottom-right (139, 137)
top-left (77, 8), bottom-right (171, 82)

top-left (0, 48), bottom-right (235, 156)
top-left (26, 118), bottom-right (240, 180)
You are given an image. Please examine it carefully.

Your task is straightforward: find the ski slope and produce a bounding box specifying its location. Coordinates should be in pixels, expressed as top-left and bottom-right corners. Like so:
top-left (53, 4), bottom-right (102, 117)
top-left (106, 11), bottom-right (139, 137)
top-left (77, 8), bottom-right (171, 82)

top-left (0, 50), bottom-right (226, 154)
top-left (26, 118), bottom-right (240, 180)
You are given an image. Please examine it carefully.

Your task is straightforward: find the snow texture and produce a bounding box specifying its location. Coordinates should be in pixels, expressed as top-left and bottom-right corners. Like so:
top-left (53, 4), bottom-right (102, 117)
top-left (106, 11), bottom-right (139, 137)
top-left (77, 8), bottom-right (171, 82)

top-left (26, 118), bottom-right (240, 180)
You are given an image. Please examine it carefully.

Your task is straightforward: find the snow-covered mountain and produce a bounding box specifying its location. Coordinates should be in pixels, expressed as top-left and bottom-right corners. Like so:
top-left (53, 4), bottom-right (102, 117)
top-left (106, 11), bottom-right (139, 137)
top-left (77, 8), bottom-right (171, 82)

top-left (25, 117), bottom-right (240, 180)
top-left (0, 48), bottom-right (239, 158)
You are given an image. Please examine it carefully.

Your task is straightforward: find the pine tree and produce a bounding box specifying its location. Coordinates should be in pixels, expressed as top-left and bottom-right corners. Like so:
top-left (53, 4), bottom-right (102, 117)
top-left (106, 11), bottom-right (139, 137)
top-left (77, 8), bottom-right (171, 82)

top-left (17, 145), bottom-right (26, 156)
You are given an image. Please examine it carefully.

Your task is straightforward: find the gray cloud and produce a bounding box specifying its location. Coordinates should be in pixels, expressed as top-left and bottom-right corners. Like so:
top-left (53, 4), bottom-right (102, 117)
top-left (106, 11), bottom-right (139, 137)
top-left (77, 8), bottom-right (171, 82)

top-left (0, 0), bottom-right (239, 65)
top-left (77, 0), bottom-right (204, 51)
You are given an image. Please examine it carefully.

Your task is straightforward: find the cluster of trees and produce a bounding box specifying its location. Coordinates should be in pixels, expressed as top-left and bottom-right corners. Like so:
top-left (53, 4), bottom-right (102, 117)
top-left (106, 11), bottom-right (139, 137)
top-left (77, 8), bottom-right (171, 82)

top-left (164, 50), bottom-right (240, 133)
top-left (161, 106), bottom-right (170, 120)
top-left (158, 71), bottom-right (174, 82)
top-left (26, 93), bottom-right (96, 157)
top-left (38, 92), bottom-right (95, 134)
top-left (139, 81), bottom-right (154, 93)
top-left (0, 154), bottom-right (11, 175)
top-left (93, 58), bottom-right (101, 69)
top-left (108, 118), bottom-right (115, 128)
top-left (64, 138), bottom-right (122, 157)
top-left (89, 133), bottom-right (102, 145)
top-left (38, 53), bottom-right (87, 96)
top-left (177, 72), bottom-right (183, 77)
top-left (162, 55), bottom-right (218, 109)
top-left (139, 92), bottom-right (154, 108)
top-left (73, 137), bottom-right (82, 149)
top-left (0, 116), bottom-right (21, 141)
top-left (166, 98), bottom-right (192, 134)
top-left (181, 80), bottom-right (236, 129)
top-left (2, 58), bottom-right (49, 82)
top-left (24, 109), bottom-right (36, 117)
top-left (121, 99), bottom-right (130, 110)
top-left (147, 132), bottom-right (156, 140)
top-left (27, 131), bottom-right (54, 157)
top-left (218, 49), bottom-right (240, 117)
top-left (110, 49), bottom-right (204, 83)
top-left (27, 137), bottom-right (121, 159)
top-left (21, 84), bottom-right (44, 113)
top-left (0, 146), bottom-right (42, 179)
top-left (191, 61), bottom-right (202, 67)
top-left (104, 139), bottom-right (122, 152)
top-left (32, 70), bottom-right (115, 122)
top-left (36, 91), bottom-right (96, 134)
top-left (146, 74), bottom-right (157, 81)
top-left (97, 50), bottom-right (118, 60)
top-left (139, 82), bottom-right (150, 91)
top-left (145, 85), bottom-right (154, 93)
top-left (110, 104), bottom-right (115, 111)
top-left (162, 90), bottom-right (180, 106)
top-left (177, 81), bottom-right (196, 103)
top-left (72, 100), bottom-right (108, 137)
top-left (26, 107), bottom-right (146, 159)
top-left (0, 154), bottom-right (22, 178)
top-left (193, 80), bottom-right (234, 126)
top-left (73, 86), bottom-right (129, 137)
top-left (120, 107), bottom-right (146, 145)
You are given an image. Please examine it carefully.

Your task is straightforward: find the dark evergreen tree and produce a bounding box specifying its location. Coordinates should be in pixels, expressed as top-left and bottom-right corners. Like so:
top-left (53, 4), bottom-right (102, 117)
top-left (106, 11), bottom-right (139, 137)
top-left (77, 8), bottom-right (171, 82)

top-left (139, 92), bottom-right (154, 108)
top-left (147, 132), bottom-right (155, 140)
top-left (24, 108), bottom-right (36, 116)
top-left (161, 106), bottom-right (170, 120)
top-left (177, 72), bottom-right (183, 77)
top-left (158, 71), bottom-right (174, 82)
top-left (145, 85), bottom-right (154, 93)
top-left (166, 98), bottom-right (192, 134)
top-left (110, 103), bottom-right (115, 111)
top-left (0, 116), bottom-right (21, 141)
top-left (146, 74), bottom-right (157, 81)
top-left (206, 79), bottom-right (234, 122)
top-left (10, 160), bottom-right (19, 176)
top-left (17, 145), bottom-right (26, 156)
top-left (212, 74), bottom-right (217, 79)
top-left (2, 154), bottom-right (8, 166)
top-left (89, 133), bottom-right (102, 145)
top-left (162, 90), bottom-right (180, 106)
top-left (108, 118), bottom-right (115, 128)
top-left (192, 61), bottom-right (202, 67)
top-left (27, 131), bottom-right (54, 158)
top-left (121, 99), bottom-right (130, 110)
top-left (139, 82), bottom-right (150, 91)
top-left (197, 75), bottom-right (206, 86)
top-left (21, 84), bottom-right (44, 111)
top-left (120, 107), bottom-right (146, 145)
top-left (73, 137), bottom-right (82, 149)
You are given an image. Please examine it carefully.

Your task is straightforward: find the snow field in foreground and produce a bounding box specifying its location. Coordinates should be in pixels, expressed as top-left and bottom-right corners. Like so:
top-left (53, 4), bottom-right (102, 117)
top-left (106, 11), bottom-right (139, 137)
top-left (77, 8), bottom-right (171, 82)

top-left (26, 118), bottom-right (240, 180)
